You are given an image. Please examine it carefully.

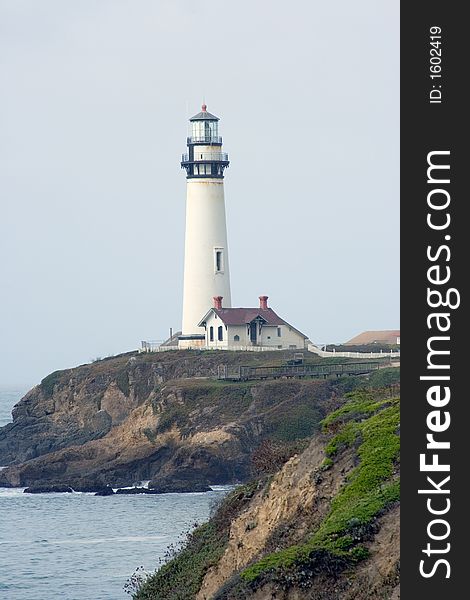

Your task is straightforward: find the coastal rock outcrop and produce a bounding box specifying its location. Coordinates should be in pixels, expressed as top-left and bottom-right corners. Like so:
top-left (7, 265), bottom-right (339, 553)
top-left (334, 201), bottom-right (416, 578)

top-left (24, 484), bottom-right (74, 494)
top-left (0, 350), bottom-right (348, 490)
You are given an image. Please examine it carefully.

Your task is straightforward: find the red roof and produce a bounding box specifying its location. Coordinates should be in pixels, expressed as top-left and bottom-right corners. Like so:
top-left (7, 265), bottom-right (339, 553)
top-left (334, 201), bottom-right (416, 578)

top-left (345, 330), bottom-right (400, 345)
top-left (213, 308), bottom-right (285, 326)
top-left (197, 302), bottom-right (309, 340)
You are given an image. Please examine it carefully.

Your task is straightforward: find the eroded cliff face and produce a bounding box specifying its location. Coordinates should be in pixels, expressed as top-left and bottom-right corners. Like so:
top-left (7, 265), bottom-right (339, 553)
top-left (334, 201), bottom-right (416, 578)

top-left (134, 389), bottom-right (400, 600)
top-left (0, 351), bottom-right (340, 489)
top-left (0, 353), bottom-right (153, 465)
top-left (196, 434), bottom-right (348, 600)
top-left (196, 435), bottom-right (399, 600)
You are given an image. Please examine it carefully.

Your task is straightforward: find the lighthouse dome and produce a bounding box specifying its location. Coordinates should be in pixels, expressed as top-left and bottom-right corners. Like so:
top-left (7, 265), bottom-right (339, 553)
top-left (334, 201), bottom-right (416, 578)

top-left (189, 103), bottom-right (220, 121)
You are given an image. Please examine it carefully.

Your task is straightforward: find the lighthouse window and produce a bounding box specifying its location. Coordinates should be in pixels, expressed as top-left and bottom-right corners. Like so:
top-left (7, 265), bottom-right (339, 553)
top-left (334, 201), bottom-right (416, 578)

top-left (214, 248), bottom-right (223, 273)
top-left (209, 326), bottom-right (214, 342)
top-left (191, 120), bottom-right (219, 143)
top-left (218, 326), bottom-right (223, 341)
top-left (234, 335), bottom-right (240, 341)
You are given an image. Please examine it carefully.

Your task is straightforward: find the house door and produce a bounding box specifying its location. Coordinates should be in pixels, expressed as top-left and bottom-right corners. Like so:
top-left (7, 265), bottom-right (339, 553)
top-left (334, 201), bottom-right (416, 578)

top-left (249, 322), bottom-right (257, 344)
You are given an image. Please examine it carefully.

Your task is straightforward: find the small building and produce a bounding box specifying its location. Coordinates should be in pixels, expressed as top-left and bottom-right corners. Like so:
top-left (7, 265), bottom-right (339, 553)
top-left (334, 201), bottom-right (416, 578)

top-left (344, 330), bottom-right (400, 346)
top-left (198, 296), bottom-right (308, 350)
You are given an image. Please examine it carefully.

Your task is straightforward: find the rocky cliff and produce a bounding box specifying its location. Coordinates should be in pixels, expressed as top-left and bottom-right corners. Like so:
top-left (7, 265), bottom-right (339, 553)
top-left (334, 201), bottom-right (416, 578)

top-left (0, 350), bottom-right (368, 489)
top-left (134, 388), bottom-right (400, 600)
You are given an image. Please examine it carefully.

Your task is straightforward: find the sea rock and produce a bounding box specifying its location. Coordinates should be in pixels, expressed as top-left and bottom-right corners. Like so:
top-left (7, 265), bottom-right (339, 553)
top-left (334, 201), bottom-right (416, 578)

top-left (115, 487), bottom-right (155, 495)
top-left (65, 478), bottom-right (112, 493)
top-left (24, 484), bottom-right (74, 494)
top-left (94, 486), bottom-right (115, 496)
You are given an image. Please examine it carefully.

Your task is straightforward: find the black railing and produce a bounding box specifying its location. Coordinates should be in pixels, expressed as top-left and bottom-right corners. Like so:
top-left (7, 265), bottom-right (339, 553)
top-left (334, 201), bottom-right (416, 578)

top-left (187, 136), bottom-right (223, 145)
top-left (217, 361), bottom-right (382, 381)
top-left (181, 152), bottom-right (229, 163)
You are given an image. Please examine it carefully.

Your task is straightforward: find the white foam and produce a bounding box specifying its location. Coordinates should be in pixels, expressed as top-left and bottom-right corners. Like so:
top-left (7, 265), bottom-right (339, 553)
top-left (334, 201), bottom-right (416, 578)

top-left (209, 484), bottom-right (236, 492)
top-left (0, 487), bottom-right (26, 497)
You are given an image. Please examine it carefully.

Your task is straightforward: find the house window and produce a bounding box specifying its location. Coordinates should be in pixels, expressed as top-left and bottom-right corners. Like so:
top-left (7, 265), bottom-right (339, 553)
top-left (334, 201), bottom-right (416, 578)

top-left (277, 327), bottom-right (282, 337)
top-left (218, 326), bottom-right (223, 341)
top-left (209, 326), bottom-right (214, 342)
top-left (234, 335), bottom-right (240, 341)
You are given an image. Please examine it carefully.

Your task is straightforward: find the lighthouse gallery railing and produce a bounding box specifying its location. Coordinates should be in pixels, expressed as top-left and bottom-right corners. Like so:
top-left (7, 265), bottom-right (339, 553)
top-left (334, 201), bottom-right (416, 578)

top-left (181, 152), bottom-right (229, 163)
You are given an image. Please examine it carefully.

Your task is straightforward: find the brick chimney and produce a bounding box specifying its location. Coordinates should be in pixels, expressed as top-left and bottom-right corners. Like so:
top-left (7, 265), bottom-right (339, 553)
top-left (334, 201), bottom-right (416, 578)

top-left (259, 295), bottom-right (268, 310)
top-left (213, 296), bottom-right (223, 310)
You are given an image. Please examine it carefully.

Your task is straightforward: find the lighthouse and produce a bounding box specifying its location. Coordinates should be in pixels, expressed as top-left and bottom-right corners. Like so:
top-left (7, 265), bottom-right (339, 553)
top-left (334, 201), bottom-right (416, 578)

top-left (179, 104), bottom-right (232, 348)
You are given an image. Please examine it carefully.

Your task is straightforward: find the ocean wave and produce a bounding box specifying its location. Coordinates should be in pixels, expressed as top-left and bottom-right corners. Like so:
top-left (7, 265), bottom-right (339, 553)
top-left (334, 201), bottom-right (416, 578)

top-left (47, 535), bottom-right (169, 545)
top-left (0, 487), bottom-right (26, 496)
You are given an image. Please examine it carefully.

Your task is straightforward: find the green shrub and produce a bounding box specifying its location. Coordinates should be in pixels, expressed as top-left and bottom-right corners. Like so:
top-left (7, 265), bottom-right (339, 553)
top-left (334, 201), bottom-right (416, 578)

top-left (367, 367), bottom-right (400, 388)
top-left (134, 522), bottom-right (225, 600)
top-left (320, 457), bottom-right (333, 470)
top-left (321, 391), bottom-right (388, 430)
top-left (324, 421), bottom-right (359, 457)
top-left (268, 403), bottom-right (323, 442)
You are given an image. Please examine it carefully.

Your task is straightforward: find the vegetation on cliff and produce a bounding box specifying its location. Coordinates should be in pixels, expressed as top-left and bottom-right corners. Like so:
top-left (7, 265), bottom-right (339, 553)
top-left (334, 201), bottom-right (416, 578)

top-left (240, 392), bottom-right (399, 584)
top-left (133, 382), bottom-right (400, 600)
top-left (133, 483), bottom-right (259, 600)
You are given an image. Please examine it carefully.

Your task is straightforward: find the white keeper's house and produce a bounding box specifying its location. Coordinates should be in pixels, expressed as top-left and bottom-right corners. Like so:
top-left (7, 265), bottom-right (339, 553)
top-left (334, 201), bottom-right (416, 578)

top-left (198, 295), bottom-right (308, 350)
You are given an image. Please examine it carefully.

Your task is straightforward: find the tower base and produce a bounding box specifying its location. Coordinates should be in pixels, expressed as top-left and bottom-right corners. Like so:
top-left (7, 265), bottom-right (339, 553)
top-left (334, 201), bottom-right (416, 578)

top-left (178, 334), bottom-right (206, 350)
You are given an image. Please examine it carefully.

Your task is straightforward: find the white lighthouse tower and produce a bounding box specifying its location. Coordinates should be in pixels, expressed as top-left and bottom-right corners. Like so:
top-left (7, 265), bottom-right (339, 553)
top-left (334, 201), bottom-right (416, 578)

top-left (179, 104), bottom-right (232, 348)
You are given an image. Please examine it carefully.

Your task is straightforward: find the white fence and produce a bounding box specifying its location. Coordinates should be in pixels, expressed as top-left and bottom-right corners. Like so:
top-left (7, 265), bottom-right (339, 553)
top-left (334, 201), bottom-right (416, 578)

top-left (140, 341), bottom-right (177, 352)
top-left (139, 340), bottom-right (400, 360)
top-left (140, 342), bottom-right (286, 353)
top-left (307, 343), bottom-right (400, 360)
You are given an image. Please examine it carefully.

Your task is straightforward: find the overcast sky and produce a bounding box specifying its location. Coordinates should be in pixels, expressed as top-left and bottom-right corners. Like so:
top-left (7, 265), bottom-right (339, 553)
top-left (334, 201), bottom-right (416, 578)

top-left (0, 0), bottom-right (399, 386)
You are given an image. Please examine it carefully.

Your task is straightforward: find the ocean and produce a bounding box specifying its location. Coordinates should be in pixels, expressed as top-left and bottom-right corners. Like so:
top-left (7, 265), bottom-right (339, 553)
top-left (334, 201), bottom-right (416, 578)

top-left (0, 388), bottom-right (230, 599)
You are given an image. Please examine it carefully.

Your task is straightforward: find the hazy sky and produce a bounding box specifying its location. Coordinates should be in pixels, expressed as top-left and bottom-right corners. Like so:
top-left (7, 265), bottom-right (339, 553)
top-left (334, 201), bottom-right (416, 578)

top-left (0, 0), bottom-right (399, 386)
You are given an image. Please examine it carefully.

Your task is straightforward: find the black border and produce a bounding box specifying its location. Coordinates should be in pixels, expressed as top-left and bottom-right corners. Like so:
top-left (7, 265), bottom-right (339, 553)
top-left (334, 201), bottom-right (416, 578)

top-left (401, 3), bottom-right (467, 597)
